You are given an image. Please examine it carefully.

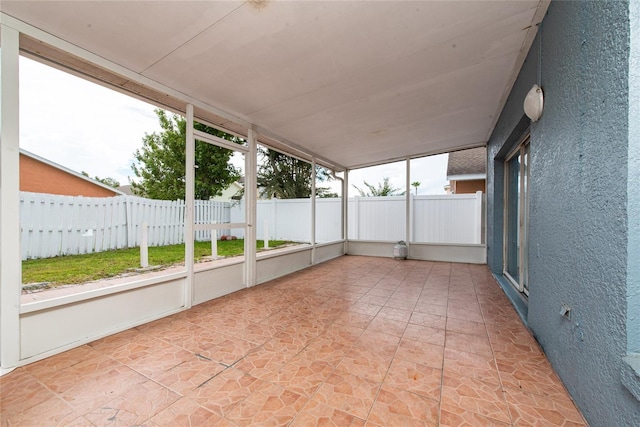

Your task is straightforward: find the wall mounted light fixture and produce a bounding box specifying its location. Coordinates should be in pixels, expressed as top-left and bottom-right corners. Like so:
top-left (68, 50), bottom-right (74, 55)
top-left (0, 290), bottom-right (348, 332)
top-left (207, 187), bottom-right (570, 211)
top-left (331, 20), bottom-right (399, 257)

top-left (524, 84), bottom-right (544, 122)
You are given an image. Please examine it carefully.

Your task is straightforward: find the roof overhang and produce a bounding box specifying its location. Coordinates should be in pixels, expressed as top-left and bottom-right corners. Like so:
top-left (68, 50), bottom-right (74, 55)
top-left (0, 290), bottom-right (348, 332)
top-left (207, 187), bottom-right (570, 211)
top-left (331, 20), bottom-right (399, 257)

top-left (1, 1), bottom-right (549, 171)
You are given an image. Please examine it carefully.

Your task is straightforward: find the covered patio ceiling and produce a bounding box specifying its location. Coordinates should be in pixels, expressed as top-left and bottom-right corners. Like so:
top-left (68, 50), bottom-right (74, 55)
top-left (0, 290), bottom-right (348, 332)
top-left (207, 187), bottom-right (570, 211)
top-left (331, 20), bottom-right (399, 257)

top-left (2, 1), bottom-right (548, 170)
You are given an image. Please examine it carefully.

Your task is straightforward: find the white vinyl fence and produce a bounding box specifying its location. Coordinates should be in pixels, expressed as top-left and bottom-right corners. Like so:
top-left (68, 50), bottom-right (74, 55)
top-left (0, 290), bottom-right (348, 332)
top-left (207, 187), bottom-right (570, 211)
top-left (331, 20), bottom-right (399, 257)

top-left (348, 193), bottom-right (483, 243)
top-left (230, 192), bottom-right (483, 245)
top-left (19, 192), bottom-right (229, 260)
top-left (229, 198), bottom-right (343, 243)
top-left (20, 192), bottom-right (482, 260)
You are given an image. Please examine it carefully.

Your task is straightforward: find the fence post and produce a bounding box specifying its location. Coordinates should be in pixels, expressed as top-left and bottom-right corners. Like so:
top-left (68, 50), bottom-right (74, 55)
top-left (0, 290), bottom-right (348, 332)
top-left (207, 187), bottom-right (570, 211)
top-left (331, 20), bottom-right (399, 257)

top-left (264, 219), bottom-right (269, 248)
top-left (125, 196), bottom-right (133, 248)
top-left (474, 191), bottom-right (483, 244)
top-left (272, 198), bottom-right (277, 241)
top-left (211, 221), bottom-right (218, 260)
top-left (411, 194), bottom-right (415, 243)
top-left (353, 196), bottom-right (360, 239)
top-left (140, 221), bottom-right (149, 268)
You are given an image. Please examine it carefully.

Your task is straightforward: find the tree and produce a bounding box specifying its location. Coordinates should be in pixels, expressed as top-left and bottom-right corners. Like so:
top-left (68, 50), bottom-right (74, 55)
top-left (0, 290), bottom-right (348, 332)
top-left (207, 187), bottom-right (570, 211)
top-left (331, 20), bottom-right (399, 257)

top-left (257, 148), bottom-right (334, 198)
top-left (411, 181), bottom-right (421, 195)
top-left (97, 176), bottom-right (121, 189)
top-left (81, 171), bottom-right (120, 188)
top-left (353, 177), bottom-right (405, 197)
top-left (130, 109), bottom-right (241, 200)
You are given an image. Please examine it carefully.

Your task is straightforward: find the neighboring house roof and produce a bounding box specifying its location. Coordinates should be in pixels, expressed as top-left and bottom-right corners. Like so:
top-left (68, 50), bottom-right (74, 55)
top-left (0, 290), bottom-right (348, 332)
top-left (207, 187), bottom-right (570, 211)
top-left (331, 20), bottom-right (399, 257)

top-left (210, 181), bottom-right (244, 202)
top-left (446, 147), bottom-right (487, 181)
top-left (117, 184), bottom-right (134, 195)
top-left (20, 149), bottom-right (125, 196)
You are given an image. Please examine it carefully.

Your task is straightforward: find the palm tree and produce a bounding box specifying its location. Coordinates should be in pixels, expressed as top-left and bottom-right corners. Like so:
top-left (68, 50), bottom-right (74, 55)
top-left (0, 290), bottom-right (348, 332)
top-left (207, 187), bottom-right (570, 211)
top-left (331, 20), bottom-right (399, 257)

top-left (353, 177), bottom-right (405, 197)
top-left (411, 181), bottom-right (421, 195)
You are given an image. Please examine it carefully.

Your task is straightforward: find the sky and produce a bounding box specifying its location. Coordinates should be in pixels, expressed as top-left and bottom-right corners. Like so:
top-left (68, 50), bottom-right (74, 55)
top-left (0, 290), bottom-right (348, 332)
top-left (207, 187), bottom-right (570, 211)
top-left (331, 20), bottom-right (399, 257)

top-left (19, 56), bottom-right (449, 197)
top-left (19, 57), bottom-right (162, 186)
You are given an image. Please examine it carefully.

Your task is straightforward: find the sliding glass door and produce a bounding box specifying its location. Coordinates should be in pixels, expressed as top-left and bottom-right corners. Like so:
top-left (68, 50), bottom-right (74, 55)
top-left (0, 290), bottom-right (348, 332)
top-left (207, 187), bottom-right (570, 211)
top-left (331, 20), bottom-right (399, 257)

top-left (504, 137), bottom-right (530, 295)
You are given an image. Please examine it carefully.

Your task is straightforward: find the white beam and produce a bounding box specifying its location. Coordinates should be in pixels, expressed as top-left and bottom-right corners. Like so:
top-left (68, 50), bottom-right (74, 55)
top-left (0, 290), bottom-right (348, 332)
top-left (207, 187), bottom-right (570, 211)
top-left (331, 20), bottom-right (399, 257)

top-left (193, 129), bottom-right (248, 154)
top-left (405, 158), bottom-right (411, 249)
top-left (184, 104), bottom-right (194, 308)
top-left (0, 23), bottom-right (22, 369)
top-left (245, 129), bottom-right (258, 287)
top-left (344, 170), bottom-right (349, 252)
top-left (311, 159), bottom-right (316, 264)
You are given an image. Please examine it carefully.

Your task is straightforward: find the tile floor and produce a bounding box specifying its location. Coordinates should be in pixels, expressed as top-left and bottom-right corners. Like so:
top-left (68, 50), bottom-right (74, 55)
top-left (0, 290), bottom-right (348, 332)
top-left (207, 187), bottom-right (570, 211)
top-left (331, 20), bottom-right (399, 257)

top-left (1, 256), bottom-right (587, 426)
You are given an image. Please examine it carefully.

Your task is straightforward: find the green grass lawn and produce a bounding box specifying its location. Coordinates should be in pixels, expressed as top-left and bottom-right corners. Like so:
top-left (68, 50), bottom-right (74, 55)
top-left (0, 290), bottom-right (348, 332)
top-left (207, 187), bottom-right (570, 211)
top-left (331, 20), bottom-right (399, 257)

top-left (22, 239), bottom-right (293, 287)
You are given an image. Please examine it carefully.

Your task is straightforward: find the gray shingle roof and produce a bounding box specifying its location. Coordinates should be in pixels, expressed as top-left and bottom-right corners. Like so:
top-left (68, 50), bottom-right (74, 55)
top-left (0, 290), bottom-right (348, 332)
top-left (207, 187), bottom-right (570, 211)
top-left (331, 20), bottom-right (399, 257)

top-left (447, 147), bottom-right (487, 176)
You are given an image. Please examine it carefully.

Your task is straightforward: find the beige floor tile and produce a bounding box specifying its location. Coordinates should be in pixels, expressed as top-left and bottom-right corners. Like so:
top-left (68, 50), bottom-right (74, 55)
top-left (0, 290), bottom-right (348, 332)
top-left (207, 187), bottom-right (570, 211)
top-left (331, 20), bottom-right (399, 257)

top-left (367, 384), bottom-right (439, 427)
top-left (445, 330), bottom-right (493, 357)
top-left (396, 337), bottom-right (445, 369)
top-left (225, 382), bottom-right (307, 426)
top-left (505, 387), bottom-right (587, 426)
top-left (0, 369), bottom-right (56, 419)
top-left (272, 354), bottom-right (334, 397)
top-left (153, 355), bottom-right (226, 395)
top-left (383, 357), bottom-right (442, 400)
top-left (335, 346), bottom-right (394, 383)
top-left (410, 311), bottom-right (447, 329)
top-left (443, 347), bottom-right (501, 386)
top-left (312, 371), bottom-right (380, 419)
top-left (186, 367), bottom-right (269, 417)
top-left (290, 399), bottom-right (365, 427)
top-left (2, 257), bottom-right (590, 426)
top-left (2, 394), bottom-right (83, 427)
top-left (146, 398), bottom-right (226, 426)
top-left (84, 380), bottom-right (180, 426)
top-left (403, 323), bottom-right (446, 347)
top-left (366, 316), bottom-right (408, 337)
top-left (441, 374), bottom-right (511, 424)
top-left (440, 403), bottom-right (511, 427)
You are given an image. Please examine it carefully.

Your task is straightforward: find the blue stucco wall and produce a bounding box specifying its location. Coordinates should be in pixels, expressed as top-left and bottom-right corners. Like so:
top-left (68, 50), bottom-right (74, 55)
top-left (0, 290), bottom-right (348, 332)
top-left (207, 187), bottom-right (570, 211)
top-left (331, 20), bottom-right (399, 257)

top-left (628, 0), bottom-right (640, 359)
top-left (486, 1), bottom-right (640, 425)
top-left (623, 0), bottom-right (640, 402)
top-left (486, 40), bottom-right (538, 275)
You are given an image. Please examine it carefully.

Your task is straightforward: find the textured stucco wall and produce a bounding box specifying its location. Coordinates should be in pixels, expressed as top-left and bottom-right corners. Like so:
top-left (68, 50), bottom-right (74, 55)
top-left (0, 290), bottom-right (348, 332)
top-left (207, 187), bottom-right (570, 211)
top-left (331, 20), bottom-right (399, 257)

top-left (628, 0), bottom-right (640, 358)
top-left (623, 0), bottom-right (640, 403)
top-left (485, 37), bottom-right (538, 273)
top-left (486, 1), bottom-right (640, 425)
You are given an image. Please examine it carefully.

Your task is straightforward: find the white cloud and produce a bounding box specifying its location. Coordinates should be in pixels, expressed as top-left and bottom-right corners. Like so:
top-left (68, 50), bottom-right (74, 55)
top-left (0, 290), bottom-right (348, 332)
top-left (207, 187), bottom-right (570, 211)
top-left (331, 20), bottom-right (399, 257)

top-left (19, 57), bottom-right (161, 186)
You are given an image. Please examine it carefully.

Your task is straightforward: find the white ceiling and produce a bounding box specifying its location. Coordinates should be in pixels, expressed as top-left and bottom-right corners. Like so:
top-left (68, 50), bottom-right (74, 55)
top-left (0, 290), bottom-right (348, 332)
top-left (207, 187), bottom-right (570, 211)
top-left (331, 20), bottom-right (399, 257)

top-left (2, 1), bottom-right (547, 170)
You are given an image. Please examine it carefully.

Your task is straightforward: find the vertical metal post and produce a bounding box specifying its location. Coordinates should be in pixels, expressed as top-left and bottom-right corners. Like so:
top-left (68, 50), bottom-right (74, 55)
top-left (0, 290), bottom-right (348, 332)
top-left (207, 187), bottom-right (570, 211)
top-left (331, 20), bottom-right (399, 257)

top-left (474, 190), bottom-right (483, 244)
top-left (263, 220), bottom-right (269, 249)
top-left (245, 129), bottom-right (257, 287)
top-left (311, 158), bottom-right (316, 264)
top-left (343, 169), bottom-right (349, 254)
top-left (184, 104), bottom-right (195, 309)
top-left (405, 158), bottom-right (411, 256)
top-left (0, 24), bottom-right (22, 369)
top-left (342, 169), bottom-right (356, 255)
